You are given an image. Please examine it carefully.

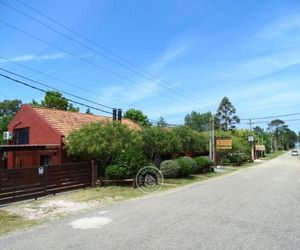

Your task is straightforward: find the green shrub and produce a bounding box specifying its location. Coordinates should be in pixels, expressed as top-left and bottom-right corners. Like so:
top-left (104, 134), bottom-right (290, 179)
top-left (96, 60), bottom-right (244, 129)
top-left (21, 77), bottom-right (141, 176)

top-left (277, 146), bottom-right (284, 151)
top-left (194, 156), bottom-right (213, 173)
top-left (229, 154), bottom-right (243, 166)
top-left (177, 157), bottom-right (193, 177)
top-left (180, 156), bottom-right (197, 174)
top-left (115, 146), bottom-right (146, 177)
top-left (221, 158), bottom-right (231, 165)
top-left (241, 154), bottom-right (250, 162)
top-left (67, 121), bottom-right (141, 164)
top-left (160, 160), bottom-right (180, 178)
top-left (105, 165), bottom-right (128, 179)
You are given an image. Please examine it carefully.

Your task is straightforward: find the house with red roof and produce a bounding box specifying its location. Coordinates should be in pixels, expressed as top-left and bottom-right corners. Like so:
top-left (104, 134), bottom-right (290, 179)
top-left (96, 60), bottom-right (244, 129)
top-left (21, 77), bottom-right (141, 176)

top-left (1, 104), bottom-right (140, 169)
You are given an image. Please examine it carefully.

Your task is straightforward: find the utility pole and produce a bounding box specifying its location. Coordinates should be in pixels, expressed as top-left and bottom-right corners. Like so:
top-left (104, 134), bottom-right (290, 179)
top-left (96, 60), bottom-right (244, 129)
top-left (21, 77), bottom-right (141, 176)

top-left (249, 119), bottom-right (255, 161)
top-left (212, 115), bottom-right (216, 164)
top-left (209, 116), bottom-right (212, 160)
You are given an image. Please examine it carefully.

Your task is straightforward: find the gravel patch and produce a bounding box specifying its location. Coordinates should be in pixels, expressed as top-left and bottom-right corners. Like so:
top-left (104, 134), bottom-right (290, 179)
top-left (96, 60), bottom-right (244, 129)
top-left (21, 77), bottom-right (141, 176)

top-left (3, 199), bottom-right (101, 220)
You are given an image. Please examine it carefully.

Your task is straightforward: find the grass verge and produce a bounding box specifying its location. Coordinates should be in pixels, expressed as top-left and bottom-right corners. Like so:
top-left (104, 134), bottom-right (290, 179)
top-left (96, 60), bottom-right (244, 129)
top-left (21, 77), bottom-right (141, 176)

top-left (0, 210), bottom-right (39, 236)
top-left (262, 150), bottom-right (285, 160)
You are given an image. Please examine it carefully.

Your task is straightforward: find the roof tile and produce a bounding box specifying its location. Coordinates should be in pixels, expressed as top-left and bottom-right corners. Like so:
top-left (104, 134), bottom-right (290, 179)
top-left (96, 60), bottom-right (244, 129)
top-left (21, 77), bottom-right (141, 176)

top-left (31, 106), bottom-right (141, 137)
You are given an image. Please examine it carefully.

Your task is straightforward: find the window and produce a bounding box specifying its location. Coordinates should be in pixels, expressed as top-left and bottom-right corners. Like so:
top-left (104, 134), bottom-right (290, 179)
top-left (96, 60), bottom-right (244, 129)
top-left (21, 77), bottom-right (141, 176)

top-left (14, 128), bottom-right (29, 144)
top-left (40, 155), bottom-right (52, 166)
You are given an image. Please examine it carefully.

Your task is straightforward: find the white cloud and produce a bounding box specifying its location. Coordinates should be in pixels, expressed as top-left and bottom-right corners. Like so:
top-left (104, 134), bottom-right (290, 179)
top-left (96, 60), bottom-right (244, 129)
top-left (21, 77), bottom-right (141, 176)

top-left (148, 42), bottom-right (190, 73)
top-left (0, 53), bottom-right (68, 63)
top-left (238, 91), bottom-right (300, 114)
top-left (233, 48), bottom-right (300, 80)
top-left (98, 41), bottom-right (191, 105)
top-left (257, 15), bottom-right (300, 39)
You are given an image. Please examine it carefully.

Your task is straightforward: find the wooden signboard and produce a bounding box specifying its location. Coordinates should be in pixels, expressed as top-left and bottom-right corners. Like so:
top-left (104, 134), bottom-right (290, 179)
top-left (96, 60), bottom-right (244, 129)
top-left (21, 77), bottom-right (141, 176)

top-left (255, 144), bottom-right (266, 151)
top-left (216, 139), bottom-right (232, 150)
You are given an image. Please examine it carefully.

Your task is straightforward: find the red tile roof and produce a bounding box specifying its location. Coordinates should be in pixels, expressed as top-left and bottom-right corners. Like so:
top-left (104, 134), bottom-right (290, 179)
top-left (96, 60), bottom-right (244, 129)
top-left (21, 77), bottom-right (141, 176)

top-left (31, 106), bottom-right (141, 137)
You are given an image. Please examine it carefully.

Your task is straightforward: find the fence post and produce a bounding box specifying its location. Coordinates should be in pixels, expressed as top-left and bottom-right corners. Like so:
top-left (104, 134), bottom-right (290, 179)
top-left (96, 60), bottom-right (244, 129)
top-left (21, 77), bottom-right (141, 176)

top-left (44, 165), bottom-right (48, 195)
top-left (91, 160), bottom-right (97, 188)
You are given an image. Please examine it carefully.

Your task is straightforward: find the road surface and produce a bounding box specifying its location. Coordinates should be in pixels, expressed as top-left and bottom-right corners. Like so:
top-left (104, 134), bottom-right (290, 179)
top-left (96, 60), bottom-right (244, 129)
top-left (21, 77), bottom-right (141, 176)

top-left (1, 152), bottom-right (300, 250)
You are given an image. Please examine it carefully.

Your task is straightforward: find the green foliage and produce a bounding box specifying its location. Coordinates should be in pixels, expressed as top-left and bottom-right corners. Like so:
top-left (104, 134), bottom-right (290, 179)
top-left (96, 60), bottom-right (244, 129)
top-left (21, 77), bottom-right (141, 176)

top-left (0, 99), bottom-right (22, 144)
top-left (67, 121), bottom-right (141, 164)
top-left (215, 97), bottom-right (240, 131)
top-left (141, 127), bottom-right (182, 164)
top-left (105, 165), bottom-right (128, 179)
top-left (0, 99), bottom-right (22, 116)
top-left (176, 157), bottom-right (193, 177)
top-left (194, 156), bottom-right (213, 172)
top-left (123, 109), bottom-right (151, 127)
top-left (267, 120), bottom-right (298, 150)
top-left (215, 130), bottom-right (251, 155)
top-left (179, 156), bottom-right (197, 174)
top-left (115, 146), bottom-right (146, 177)
top-left (157, 116), bottom-right (167, 127)
top-left (172, 126), bottom-right (207, 153)
top-left (277, 146), bottom-right (284, 151)
top-left (160, 160), bottom-right (180, 178)
top-left (85, 108), bottom-right (92, 114)
top-left (221, 158), bottom-right (231, 165)
top-left (184, 111), bottom-right (212, 132)
top-left (31, 91), bottom-right (79, 112)
top-left (228, 154), bottom-right (243, 166)
top-left (231, 136), bottom-right (251, 155)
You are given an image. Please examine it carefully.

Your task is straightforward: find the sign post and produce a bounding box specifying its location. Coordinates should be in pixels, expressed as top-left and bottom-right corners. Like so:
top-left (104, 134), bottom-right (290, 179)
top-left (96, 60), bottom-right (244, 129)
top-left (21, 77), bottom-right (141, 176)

top-left (38, 166), bottom-right (44, 175)
top-left (248, 135), bottom-right (255, 161)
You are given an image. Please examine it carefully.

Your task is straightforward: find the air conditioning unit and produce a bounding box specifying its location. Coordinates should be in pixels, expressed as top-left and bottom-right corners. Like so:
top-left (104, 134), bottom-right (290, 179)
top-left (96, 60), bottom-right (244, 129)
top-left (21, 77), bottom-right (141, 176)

top-left (3, 131), bottom-right (13, 141)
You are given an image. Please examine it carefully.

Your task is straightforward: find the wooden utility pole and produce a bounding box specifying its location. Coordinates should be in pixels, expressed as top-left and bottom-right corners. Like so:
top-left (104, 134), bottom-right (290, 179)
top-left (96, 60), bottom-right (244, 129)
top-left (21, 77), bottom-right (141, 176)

top-left (249, 119), bottom-right (255, 161)
top-left (212, 116), bottom-right (216, 165)
top-left (209, 116), bottom-right (212, 160)
top-left (209, 115), bottom-right (216, 164)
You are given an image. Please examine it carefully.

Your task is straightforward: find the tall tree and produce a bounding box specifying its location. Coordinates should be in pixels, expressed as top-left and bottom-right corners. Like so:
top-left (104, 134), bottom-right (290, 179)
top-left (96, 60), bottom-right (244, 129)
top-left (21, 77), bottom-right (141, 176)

top-left (31, 91), bottom-right (79, 112)
top-left (123, 109), bottom-right (151, 127)
top-left (141, 127), bottom-right (182, 166)
top-left (268, 119), bottom-right (285, 150)
top-left (157, 116), bottom-right (167, 127)
top-left (281, 127), bottom-right (298, 149)
top-left (172, 126), bottom-right (207, 153)
top-left (215, 97), bottom-right (240, 131)
top-left (0, 99), bottom-right (22, 144)
top-left (85, 108), bottom-right (92, 114)
top-left (184, 111), bottom-right (212, 132)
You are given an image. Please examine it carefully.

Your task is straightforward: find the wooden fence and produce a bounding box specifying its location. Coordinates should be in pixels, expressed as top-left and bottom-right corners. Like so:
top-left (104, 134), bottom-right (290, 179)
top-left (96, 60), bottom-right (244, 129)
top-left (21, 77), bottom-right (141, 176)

top-left (0, 161), bottom-right (97, 205)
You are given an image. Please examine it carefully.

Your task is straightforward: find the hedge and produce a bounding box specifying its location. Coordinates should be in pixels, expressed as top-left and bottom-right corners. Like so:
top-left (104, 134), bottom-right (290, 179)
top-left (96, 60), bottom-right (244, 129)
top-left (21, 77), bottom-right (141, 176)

top-left (194, 156), bottom-right (213, 173)
top-left (160, 160), bottom-right (180, 178)
top-left (177, 157), bottom-right (193, 177)
top-left (105, 165), bottom-right (128, 179)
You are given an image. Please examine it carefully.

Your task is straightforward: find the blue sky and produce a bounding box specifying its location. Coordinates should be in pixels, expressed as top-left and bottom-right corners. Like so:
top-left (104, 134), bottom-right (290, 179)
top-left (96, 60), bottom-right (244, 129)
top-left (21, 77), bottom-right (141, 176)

top-left (0, 0), bottom-right (300, 131)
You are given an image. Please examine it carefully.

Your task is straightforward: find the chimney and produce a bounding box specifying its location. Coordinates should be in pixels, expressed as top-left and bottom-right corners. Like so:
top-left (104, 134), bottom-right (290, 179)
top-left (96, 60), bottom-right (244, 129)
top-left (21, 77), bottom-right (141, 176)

top-left (112, 108), bottom-right (117, 121)
top-left (117, 109), bottom-right (122, 122)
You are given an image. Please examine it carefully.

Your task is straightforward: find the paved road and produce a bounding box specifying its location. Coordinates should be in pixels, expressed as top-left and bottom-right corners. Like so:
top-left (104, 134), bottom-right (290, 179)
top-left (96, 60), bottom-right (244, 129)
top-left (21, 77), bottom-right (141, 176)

top-left (1, 152), bottom-right (300, 250)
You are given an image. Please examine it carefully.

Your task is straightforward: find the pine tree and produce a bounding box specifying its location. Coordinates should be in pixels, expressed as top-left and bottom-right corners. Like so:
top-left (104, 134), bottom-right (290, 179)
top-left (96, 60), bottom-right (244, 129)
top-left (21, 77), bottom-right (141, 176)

top-left (215, 97), bottom-right (240, 131)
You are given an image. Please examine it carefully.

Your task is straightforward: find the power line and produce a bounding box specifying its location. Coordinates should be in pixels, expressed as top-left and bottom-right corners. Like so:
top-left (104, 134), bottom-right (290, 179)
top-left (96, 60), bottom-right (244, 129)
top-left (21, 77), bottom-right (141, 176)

top-left (0, 67), bottom-right (113, 110)
top-left (0, 3), bottom-right (199, 108)
top-left (240, 112), bottom-right (300, 121)
top-left (0, 20), bottom-right (193, 108)
top-left (144, 119), bottom-right (182, 128)
top-left (0, 73), bottom-right (113, 115)
top-left (0, 69), bottom-right (178, 124)
top-left (243, 118), bottom-right (300, 125)
top-left (12, 0), bottom-right (203, 106)
top-left (0, 56), bottom-right (164, 116)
